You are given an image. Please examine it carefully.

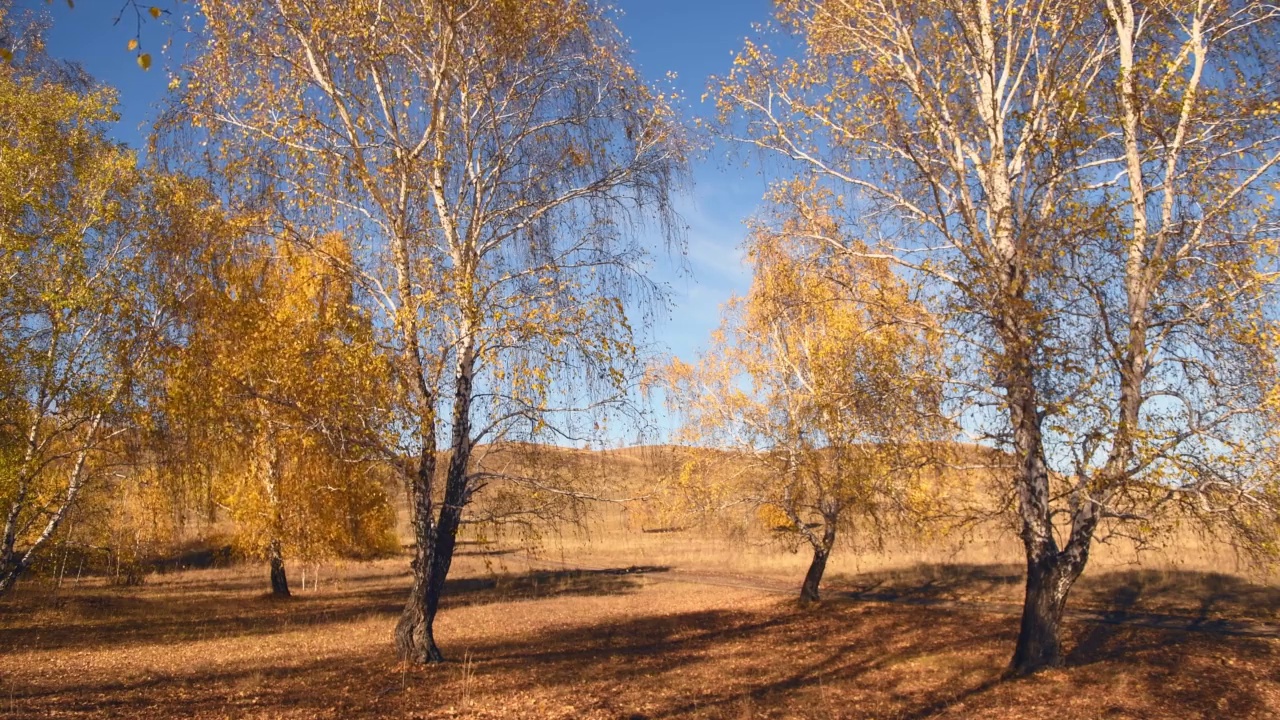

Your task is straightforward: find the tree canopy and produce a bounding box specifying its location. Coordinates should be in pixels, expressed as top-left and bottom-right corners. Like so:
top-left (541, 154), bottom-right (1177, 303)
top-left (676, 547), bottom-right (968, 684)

top-left (711, 0), bottom-right (1280, 673)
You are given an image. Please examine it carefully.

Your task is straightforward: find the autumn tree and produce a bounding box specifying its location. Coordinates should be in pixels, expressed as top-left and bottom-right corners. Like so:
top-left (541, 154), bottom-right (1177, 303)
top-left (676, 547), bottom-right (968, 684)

top-left (164, 229), bottom-right (397, 597)
top-left (714, 0), bottom-right (1280, 673)
top-left (0, 10), bottom-right (191, 593)
top-left (666, 185), bottom-right (945, 603)
top-left (173, 0), bottom-right (686, 661)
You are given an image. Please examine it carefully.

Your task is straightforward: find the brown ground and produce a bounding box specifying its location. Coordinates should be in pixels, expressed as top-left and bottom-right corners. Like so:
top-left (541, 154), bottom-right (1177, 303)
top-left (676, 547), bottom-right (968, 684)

top-left (2, 548), bottom-right (1278, 719)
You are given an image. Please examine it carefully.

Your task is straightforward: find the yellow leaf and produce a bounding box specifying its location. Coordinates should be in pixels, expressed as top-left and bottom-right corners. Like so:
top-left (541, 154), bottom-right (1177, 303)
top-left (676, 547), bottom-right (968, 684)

top-left (149, 6), bottom-right (162, 19)
top-left (127, 38), bottom-right (138, 51)
top-left (0, 49), bottom-right (11, 63)
top-left (137, 53), bottom-right (152, 70)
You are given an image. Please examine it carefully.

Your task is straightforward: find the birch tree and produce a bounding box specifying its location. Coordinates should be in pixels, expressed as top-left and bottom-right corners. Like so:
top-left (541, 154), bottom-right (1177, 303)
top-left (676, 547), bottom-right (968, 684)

top-left (164, 232), bottom-right (397, 597)
top-left (714, 0), bottom-right (1280, 673)
top-left (666, 185), bottom-right (946, 603)
top-left (175, 0), bottom-right (686, 662)
top-left (0, 14), bottom-right (181, 593)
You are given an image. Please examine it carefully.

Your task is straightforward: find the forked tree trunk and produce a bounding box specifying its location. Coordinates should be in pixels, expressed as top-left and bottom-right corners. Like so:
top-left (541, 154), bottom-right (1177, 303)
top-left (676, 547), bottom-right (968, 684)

top-left (268, 538), bottom-right (290, 597)
top-left (423, 485), bottom-right (465, 657)
top-left (396, 544), bottom-right (443, 662)
top-left (394, 493), bottom-right (467, 664)
top-left (1003, 334), bottom-right (1092, 675)
top-left (396, 338), bottom-right (476, 664)
top-left (394, 330), bottom-right (476, 661)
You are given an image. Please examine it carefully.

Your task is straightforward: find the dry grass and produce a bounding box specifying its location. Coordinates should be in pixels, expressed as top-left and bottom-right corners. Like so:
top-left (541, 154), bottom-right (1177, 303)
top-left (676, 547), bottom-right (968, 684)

top-left (3, 444), bottom-right (1278, 717)
top-left (2, 540), bottom-right (1279, 719)
top-left (518, 488), bottom-right (1280, 621)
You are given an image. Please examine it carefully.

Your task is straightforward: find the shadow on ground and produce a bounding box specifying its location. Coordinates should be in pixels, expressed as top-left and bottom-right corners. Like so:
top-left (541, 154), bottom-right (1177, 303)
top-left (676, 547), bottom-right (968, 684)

top-left (6, 591), bottom-right (1275, 719)
top-left (832, 562), bottom-right (1024, 603)
top-left (830, 562), bottom-right (1280, 621)
top-left (0, 565), bottom-right (664, 653)
top-left (2, 562), bottom-right (1276, 719)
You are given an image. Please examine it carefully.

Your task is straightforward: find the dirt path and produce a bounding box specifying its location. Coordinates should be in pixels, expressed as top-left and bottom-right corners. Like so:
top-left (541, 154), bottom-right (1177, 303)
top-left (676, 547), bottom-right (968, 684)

top-left (527, 556), bottom-right (1280, 640)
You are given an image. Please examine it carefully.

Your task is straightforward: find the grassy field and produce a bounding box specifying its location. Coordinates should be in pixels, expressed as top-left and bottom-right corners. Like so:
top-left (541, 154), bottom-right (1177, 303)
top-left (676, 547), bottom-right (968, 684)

top-left (2, 446), bottom-right (1278, 718)
top-left (2, 526), bottom-right (1279, 719)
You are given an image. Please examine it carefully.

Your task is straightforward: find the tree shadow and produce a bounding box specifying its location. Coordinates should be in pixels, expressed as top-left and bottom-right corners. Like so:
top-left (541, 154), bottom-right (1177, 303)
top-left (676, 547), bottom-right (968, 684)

top-left (455, 600), bottom-right (1006, 719)
top-left (3, 602), bottom-right (998, 718)
top-left (896, 674), bottom-right (1007, 720)
top-left (1066, 582), bottom-right (1143, 666)
top-left (830, 562), bottom-right (1280, 628)
top-left (4, 569), bottom-right (1276, 719)
top-left (1061, 615), bottom-right (1277, 718)
top-left (832, 562), bottom-right (1024, 604)
top-left (0, 565), bottom-right (664, 653)
top-left (1067, 568), bottom-right (1280, 665)
top-left (442, 565), bottom-right (668, 608)
top-left (1077, 568), bottom-right (1280, 622)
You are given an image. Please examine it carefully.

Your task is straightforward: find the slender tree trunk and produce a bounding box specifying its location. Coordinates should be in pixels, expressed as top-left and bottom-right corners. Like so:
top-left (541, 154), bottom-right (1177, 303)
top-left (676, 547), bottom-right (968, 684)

top-left (0, 561), bottom-right (23, 596)
top-left (799, 520), bottom-right (837, 604)
top-left (0, 529), bottom-right (18, 594)
top-left (2, 499), bottom-right (27, 587)
top-left (55, 512), bottom-right (74, 592)
top-left (260, 423), bottom-right (290, 598)
top-left (0, 416), bottom-right (99, 598)
top-left (419, 473), bottom-right (465, 659)
top-left (396, 442), bottom-right (441, 662)
top-left (799, 547), bottom-right (829, 604)
top-left (268, 538), bottom-right (290, 597)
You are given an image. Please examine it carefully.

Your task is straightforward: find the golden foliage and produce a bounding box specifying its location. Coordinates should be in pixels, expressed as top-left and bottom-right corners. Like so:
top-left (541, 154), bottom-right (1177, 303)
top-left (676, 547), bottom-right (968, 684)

top-left (665, 184), bottom-right (948, 553)
top-left (162, 212), bottom-right (398, 565)
top-left (0, 13), bottom-right (156, 590)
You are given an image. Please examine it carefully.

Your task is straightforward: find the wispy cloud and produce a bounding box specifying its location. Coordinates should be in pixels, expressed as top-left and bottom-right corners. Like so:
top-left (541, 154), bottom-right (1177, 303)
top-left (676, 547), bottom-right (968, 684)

top-left (645, 170), bottom-right (763, 364)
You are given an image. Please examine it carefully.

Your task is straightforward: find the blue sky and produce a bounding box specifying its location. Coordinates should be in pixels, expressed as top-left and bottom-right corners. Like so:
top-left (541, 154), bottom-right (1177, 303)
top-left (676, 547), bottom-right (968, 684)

top-left (601, 1), bottom-right (777, 365)
top-left (19, 0), bottom-right (775, 365)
